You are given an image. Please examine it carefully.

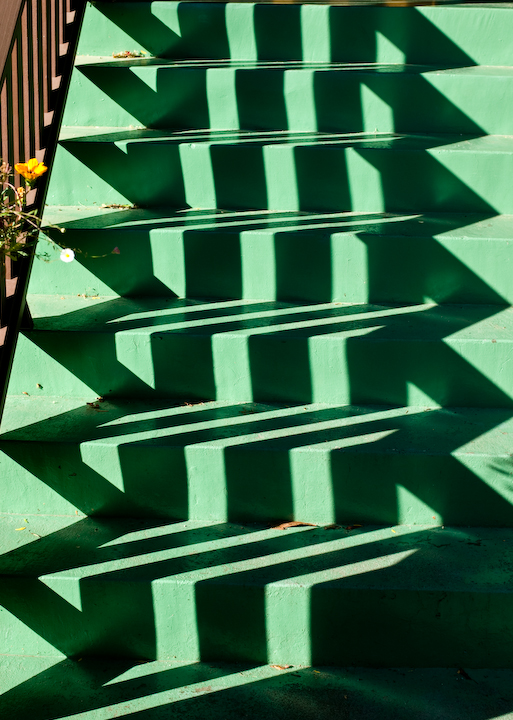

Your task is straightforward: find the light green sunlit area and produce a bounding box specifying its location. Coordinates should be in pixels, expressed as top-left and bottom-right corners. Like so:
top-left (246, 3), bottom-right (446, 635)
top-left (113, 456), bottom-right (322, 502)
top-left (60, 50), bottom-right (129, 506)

top-left (2, 1), bottom-right (513, 718)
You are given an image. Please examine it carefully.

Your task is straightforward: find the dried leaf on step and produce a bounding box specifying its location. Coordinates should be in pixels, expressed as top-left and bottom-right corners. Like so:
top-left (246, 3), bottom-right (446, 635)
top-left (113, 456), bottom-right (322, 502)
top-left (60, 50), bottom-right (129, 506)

top-left (345, 524), bottom-right (363, 531)
top-left (324, 524), bottom-right (341, 530)
top-left (112, 50), bottom-right (145, 59)
top-left (457, 668), bottom-right (475, 682)
top-left (271, 665), bottom-right (292, 670)
top-left (100, 203), bottom-right (138, 210)
top-left (273, 521), bottom-right (316, 530)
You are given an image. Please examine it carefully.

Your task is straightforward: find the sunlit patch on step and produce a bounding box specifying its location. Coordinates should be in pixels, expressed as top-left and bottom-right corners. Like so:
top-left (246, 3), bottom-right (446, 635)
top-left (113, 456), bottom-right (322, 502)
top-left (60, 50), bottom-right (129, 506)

top-left (406, 382), bottom-right (440, 408)
top-left (455, 417), bottom-right (513, 508)
top-left (301, 4), bottom-right (330, 64)
top-left (151, 2), bottom-right (181, 38)
top-left (207, 66), bottom-right (240, 130)
top-left (396, 485), bottom-right (440, 526)
top-left (376, 31), bottom-right (406, 65)
top-left (290, 448), bottom-right (335, 526)
top-left (41, 576), bottom-right (82, 612)
top-left (284, 69), bottom-right (317, 133)
top-left (361, 84), bottom-right (395, 134)
top-left (179, 142), bottom-right (216, 209)
top-left (226, 3), bottom-right (257, 63)
top-left (130, 66), bottom-right (158, 93)
top-left (185, 445), bottom-right (229, 522)
top-left (115, 332), bottom-right (156, 390)
top-left (347, 149), bottom-right (385, 214)
top-left (80, 443), bottom-right (125, 492)
top-left (264, 144), bottom-right (300, 211)
top-left (212, 334), bottom-right (253, 403)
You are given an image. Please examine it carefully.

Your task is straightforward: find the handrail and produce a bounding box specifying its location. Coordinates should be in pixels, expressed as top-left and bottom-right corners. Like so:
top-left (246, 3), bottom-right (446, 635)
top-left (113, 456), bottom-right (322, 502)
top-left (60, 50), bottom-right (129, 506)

top-left (0, 0), bottom-right (85, 423)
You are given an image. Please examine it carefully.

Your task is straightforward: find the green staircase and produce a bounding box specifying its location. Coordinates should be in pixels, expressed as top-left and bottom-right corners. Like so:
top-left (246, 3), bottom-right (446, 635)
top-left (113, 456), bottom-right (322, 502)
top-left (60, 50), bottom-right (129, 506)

top-left (2, 1), bottom-right (513, 717)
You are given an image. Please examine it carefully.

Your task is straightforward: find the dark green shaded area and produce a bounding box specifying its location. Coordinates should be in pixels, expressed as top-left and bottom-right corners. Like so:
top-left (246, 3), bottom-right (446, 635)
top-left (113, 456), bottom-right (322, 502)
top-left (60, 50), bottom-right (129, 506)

top-left (2, 659), bottom-right (513, 720)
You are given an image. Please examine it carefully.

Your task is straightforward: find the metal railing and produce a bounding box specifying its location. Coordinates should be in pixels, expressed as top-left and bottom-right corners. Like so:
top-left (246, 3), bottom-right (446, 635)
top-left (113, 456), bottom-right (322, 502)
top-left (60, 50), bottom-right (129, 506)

top-left (0, 0), bottom-right (85, 421)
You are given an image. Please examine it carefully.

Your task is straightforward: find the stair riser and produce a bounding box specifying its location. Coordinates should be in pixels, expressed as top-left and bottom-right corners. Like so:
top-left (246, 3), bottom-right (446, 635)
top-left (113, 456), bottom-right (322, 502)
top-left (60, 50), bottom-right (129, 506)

top-left (66, 64), bottom-right (513, 136)
top-left (1, 434), bottom-right (511, 525)
top-left (9, 327), bottom-right (513, 408)
top-left (33, 226), bottom-right (513, 306)
top-left (78, 3), bottom-right (513, 67)
top-left (1, 574), bottom-right (512, 667)
top-left (49, 139), bottom-right (512, 215)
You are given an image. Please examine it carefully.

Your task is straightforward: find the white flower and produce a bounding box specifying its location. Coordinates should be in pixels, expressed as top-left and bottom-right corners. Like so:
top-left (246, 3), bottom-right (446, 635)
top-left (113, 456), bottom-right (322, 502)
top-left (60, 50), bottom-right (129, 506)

top-left (60, 248), bottom-right (75, 263)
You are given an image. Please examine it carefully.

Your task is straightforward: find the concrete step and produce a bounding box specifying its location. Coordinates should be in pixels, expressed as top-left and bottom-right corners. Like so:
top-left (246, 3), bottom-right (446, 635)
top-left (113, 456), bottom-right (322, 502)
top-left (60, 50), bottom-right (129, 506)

top-left (36, 208), bottom-right (513, 305)
top-left (65, 59), bottom-right (513, 136)
top-left (0, 396), bottom-right (512, 525)
top-left (8, 296), bottom-right (513, 407)
top-left (49, 128), bottom-right (513, 215)
top-left (2, 656), bottom-right (513, 720)
top-left (1, 514), bottom-right (513, 666)
top-left (76, 2), bottom-right (513, 67)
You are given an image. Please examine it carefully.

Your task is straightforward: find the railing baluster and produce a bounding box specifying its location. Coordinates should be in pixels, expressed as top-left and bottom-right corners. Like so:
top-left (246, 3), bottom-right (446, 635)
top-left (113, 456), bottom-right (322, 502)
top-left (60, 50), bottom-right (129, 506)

top-left (5, 55), bottom-right (16, 175)
top-left (21, 4), bottom-right (34, 161)
top-left (15, 33), bottom-right (26, 166)
top-left (35, 0), bottom-right (45, 140)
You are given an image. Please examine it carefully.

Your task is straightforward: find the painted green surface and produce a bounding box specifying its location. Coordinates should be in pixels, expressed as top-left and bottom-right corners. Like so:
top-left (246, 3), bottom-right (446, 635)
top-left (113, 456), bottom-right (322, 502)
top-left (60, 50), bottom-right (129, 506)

top-left (6, 297), bottom-right (513, 407)
top-left (1, 515), bottom-right (513, 666)
top-left (77, 3), bottom-right (513, 66)
top-left (2, 658), bottom-right (513, 720)
top-left (46, 129), bottom-right (513, 214)
top-left (34, 209), bottom-right (513, 304)
top-left (1, 396), bottom-right (513, 524)
top-left (3, 0), bottom-right (513, 694)
top-left (64, 59), bottom-right (513, 136)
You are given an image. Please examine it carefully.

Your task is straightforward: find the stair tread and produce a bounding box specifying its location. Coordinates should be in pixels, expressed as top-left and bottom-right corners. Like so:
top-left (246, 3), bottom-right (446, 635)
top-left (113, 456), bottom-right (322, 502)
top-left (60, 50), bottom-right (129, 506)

top-left (43, 206), bottom-right (513, 238)
top-left (1, 657), bottom-right (512, 720)
top-left (59, 126), bottom-right (513, 151)
top-left (75, 56), bottom-right (513, 77)
top-left (1, 512), bottom-right (513, 593)
top-left (1, 395), bottom-right (511, 455)
top-left (23, 295), bottom-right (513, 341)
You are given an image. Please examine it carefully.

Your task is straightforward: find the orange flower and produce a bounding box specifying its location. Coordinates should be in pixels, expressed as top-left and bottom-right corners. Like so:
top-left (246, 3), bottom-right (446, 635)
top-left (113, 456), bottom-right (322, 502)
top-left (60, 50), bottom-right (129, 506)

top-left (14, 158), bottom-right (47, 183)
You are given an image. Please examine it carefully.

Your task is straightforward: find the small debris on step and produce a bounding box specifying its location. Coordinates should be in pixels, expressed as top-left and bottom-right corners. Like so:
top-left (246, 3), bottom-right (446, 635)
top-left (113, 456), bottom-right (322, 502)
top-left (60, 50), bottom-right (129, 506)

top-left (272, 521), bottom-right (317, 530)
top-left (112, 50), bottom-right (145, 59)
top-left (457, 668), bottom-right (476, 682)
top-left (100, 203), bottom-right (138, 210)
top-left (270, 665), bottom-right (292, 670)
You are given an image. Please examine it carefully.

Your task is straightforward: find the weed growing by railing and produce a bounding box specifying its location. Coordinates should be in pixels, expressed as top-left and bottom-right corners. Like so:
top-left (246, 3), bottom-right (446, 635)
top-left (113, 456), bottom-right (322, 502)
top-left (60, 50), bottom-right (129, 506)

top-left (0, 160), bottom-right (51, 261)
top-left (2, 158), bottom-right (120, 264)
